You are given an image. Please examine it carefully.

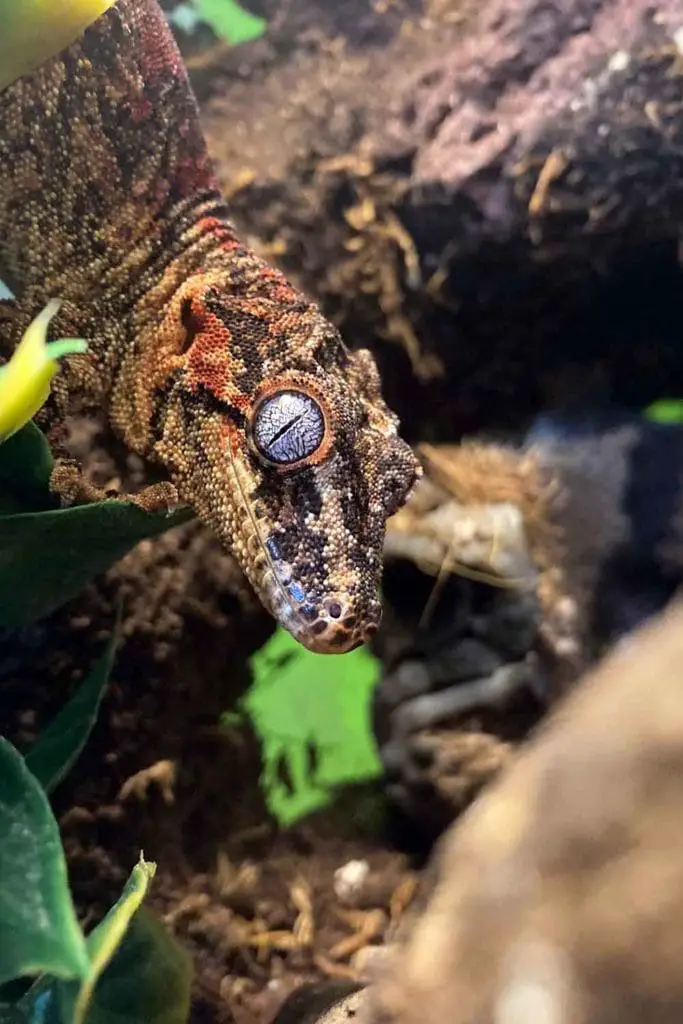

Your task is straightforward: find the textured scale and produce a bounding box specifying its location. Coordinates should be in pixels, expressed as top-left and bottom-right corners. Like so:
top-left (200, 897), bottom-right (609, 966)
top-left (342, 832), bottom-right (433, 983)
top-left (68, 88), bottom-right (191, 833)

top-left (0, 0), bottom-right (420, 653)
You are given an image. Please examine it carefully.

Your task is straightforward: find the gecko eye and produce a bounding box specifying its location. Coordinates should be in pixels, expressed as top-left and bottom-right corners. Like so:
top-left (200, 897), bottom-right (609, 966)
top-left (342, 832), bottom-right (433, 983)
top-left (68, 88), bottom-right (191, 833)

top-left (251, 390), bottom-right (325, 466)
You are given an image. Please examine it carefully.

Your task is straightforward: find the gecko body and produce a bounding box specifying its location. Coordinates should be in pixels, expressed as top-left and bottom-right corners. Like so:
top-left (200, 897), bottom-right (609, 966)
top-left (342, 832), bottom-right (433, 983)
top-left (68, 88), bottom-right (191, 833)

top-left (0, 0), bottom-right (420, 652)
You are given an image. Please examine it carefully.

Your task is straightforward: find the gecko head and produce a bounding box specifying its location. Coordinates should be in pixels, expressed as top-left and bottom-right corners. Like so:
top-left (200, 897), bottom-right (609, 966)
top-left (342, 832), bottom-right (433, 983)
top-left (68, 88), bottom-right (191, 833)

top-left (161, 281), bottom-right (421, 654)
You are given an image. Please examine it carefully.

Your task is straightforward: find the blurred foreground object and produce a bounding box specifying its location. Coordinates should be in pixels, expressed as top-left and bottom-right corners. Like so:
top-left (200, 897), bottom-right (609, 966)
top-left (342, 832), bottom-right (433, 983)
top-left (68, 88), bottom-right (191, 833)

top-left (277, 599), bottom-right (683, 1024)
top-left (0, 0), bottom-right (117, 91)
top-left (368, 597), bottom-right (683, 1024)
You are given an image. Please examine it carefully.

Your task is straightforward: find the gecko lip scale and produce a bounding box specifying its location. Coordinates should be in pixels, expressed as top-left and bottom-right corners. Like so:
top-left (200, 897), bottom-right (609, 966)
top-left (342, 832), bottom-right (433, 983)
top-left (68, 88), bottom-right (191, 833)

top-left (265, 577), bottom-right (381, 654)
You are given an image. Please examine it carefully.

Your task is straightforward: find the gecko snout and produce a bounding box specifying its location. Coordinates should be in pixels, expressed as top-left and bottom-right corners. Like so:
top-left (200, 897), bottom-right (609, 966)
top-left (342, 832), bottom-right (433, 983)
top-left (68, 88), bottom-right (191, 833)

top-left (298, 598), bottom-right (381, 653)
top-left (275, 591), bottom-right (382, 654)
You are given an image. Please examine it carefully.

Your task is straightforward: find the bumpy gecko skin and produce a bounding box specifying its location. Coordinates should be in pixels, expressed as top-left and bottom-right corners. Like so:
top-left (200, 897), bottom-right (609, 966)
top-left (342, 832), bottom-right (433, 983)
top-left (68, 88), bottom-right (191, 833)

top-left (0, 0), bottom-right (420, 652)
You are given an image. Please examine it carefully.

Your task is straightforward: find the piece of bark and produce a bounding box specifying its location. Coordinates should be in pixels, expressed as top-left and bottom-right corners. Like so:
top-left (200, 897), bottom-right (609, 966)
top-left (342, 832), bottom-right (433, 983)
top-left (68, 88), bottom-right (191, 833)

top-left (193, 0), bottom-right (683, 439)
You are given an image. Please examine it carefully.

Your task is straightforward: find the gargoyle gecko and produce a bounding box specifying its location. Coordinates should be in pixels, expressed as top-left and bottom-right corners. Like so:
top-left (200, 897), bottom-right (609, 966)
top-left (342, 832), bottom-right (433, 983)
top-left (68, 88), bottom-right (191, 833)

top-left (0, 0), bottom-right (420, 653)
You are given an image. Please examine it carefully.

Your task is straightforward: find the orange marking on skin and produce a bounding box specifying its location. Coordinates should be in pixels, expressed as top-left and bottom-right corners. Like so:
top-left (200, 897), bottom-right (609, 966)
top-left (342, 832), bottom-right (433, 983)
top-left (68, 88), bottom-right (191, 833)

top-left (184, 309), bottom-right (251, 409)
top-left (220, 238), bottom-right (242, 251)
top-left (220, 418), bottom-right (243, 458)
top-left (258, 266), bottom-right (300, 304)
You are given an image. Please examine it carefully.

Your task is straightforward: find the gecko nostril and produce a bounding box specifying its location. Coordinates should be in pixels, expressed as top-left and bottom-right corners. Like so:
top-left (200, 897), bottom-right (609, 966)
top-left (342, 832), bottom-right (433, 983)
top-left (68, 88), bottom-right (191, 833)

top-left (327, 600), bottom-right (343, 619)
top-left (330, 629), bottom-right (357, 649)
top-left (294, 612), bottom-right (363, 653)
top-left (360, 610), bottom-right (381, 643)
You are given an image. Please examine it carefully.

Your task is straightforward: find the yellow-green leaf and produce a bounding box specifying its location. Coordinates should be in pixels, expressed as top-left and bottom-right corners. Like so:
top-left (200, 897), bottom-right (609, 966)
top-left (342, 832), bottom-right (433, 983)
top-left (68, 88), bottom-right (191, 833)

top-left (18, 863), bottom-right (191, 1024)
top-left (0, 1), bottom-right (118, 92)
top-left (69, 857), bottom-right (157, 1024)
top-left (0, 301), bottom-right (87, 443)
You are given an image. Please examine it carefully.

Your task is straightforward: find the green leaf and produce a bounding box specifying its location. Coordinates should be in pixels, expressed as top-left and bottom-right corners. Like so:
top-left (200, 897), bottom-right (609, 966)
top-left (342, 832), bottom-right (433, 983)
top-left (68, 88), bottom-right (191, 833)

top-left (0, 1003), bottom-right (26, 1024)
top-left (242, 627), bottom-right (382, 826)
top-left (0, 981), bottom-right (32, 1009)
top-left (0, 502), bottom-right (193, 628)
top-left (195, 0), bottom-right (266, 44)
top-left (644, 398), bottom-right (683, 424)
top-left (0, 423), bottom-right (55, 514)
top-left (25, 632), bottom-right (117, 794)
top-left (0, 738), bottom-right (89, 988)
top-left (67, 858), bottom-right (157, 1024)
top-left (20, 865), bottom-right (191, 1024)
top-left (0, 421), bottom-right (194, 621)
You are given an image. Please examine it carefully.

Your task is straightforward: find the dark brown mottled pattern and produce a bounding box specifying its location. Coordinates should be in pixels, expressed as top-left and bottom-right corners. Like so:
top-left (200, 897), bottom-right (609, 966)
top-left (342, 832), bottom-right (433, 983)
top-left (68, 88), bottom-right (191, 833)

top-left (0, 0), bottom-right (420, 652)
